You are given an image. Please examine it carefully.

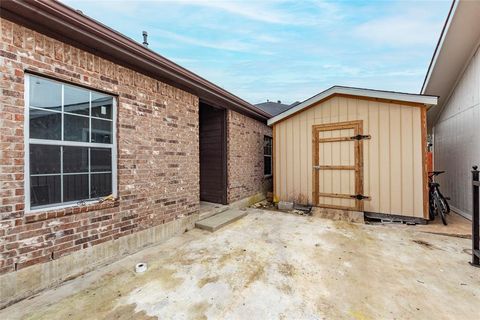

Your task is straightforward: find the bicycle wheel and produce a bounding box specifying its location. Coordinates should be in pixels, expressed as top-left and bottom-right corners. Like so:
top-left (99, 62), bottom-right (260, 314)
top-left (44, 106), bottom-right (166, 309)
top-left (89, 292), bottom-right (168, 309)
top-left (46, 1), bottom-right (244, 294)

top-left (437, 191), bottom-right (450, 214)
top-left (434, 196), bottom-right (447, 225)
top-left (429, 195), bottom-right (435, 220)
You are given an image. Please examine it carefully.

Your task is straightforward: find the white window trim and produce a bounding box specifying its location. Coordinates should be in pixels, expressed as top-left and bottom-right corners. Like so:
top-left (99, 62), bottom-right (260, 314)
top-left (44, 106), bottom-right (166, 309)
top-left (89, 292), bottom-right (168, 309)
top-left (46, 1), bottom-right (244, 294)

top-left (24, 74), bottom-right (118, 213)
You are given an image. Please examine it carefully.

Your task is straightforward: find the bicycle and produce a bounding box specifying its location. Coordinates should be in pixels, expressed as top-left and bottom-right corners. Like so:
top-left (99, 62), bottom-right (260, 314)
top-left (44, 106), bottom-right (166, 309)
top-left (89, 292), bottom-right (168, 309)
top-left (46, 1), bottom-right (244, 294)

top-left (428, 171), bottom-right (450, 225)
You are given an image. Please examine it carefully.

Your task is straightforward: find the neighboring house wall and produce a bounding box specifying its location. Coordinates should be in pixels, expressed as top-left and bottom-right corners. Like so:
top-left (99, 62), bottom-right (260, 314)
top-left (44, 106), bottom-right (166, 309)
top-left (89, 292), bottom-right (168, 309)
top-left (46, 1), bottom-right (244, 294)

top-left (227, 110), bottom-right (272, 203)
top-left (273, 95), bottom-right (426, 218)
top-left (0, 18), bottom-right (200, 278)
top-left (433, 47), bottom-right (480, 219)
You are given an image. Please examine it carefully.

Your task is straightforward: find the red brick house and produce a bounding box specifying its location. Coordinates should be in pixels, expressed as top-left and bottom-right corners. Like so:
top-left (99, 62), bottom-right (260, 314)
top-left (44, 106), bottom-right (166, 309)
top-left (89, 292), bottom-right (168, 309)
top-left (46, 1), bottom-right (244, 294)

top-left (0, 0), bottom-right (272, 306)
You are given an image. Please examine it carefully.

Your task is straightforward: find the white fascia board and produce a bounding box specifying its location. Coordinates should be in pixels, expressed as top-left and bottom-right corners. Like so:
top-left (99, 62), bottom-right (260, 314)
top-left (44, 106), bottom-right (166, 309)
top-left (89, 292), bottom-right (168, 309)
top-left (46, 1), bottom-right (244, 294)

top-left (268, 86), bottom-right (438, 126)
top-left (421, 0), bottom-right (459, 94)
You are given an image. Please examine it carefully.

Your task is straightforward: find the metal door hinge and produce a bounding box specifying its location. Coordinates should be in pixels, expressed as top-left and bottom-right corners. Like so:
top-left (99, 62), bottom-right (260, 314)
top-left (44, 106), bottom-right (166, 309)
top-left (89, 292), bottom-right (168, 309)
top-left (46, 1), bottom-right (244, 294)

top-left (350, 194), bottom-right (371, 200)
top-left (350, 134), bottom-right (371, 141)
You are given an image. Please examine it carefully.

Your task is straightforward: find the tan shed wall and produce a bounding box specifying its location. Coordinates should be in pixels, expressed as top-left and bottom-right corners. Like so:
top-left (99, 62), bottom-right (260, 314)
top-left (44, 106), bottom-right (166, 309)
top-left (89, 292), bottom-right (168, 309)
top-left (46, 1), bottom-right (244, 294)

top-left (273, 95), bottom-right (426, 218)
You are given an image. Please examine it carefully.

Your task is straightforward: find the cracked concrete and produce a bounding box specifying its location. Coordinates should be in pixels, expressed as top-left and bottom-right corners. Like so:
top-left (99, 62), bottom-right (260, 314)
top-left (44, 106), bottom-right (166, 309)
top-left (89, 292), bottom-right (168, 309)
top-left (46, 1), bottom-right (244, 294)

top-left (1, 209), bottom-right (478, 319)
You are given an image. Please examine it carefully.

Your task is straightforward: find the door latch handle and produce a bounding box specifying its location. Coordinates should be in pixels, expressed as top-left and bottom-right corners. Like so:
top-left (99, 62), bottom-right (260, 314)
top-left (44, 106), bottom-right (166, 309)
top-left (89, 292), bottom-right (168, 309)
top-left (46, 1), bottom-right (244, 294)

top-left (350, 134), bottom-right (371, 141)
top-left (350, 194), bottom-right (371, 200)
top-left (313, 165), bottom-right (320, 170)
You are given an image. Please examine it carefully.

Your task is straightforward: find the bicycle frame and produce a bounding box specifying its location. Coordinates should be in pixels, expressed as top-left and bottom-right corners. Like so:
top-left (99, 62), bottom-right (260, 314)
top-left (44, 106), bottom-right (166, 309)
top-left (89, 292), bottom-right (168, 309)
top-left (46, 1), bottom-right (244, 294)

top-left (428, 171), bottom-right (449, 224)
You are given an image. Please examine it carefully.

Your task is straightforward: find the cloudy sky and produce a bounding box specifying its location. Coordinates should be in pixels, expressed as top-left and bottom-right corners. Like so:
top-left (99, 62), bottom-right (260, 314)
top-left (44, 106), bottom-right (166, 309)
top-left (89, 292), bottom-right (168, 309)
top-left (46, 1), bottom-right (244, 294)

top-left (62, 0), bottom-right (452, 105)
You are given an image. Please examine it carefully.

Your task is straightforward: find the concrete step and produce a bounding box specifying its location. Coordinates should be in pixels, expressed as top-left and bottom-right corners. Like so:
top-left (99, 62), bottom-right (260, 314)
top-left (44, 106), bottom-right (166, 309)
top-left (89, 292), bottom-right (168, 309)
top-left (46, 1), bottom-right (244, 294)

top-left (195, 209), bottom-right (247, 232)
top-left (199, 204), bottom-right (230, 220)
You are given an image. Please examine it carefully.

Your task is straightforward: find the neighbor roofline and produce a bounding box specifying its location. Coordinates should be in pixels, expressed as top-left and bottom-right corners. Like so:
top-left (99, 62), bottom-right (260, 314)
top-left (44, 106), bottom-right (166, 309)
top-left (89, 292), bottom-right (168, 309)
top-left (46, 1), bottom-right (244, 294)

top-left (420, 0), bottom-right (457, 94)
top-left (267, 86), bottom-right (438, 126)
top-left (0, 0), bottom-right (270, 121)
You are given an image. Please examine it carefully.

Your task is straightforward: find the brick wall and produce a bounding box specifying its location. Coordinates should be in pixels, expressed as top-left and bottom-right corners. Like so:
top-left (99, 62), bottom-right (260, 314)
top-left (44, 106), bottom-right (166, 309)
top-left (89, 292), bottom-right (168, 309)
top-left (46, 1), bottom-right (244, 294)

top-left (0, 18), bottom-right (199, 275)
top-left (226, 110), bottom-right (272, 203)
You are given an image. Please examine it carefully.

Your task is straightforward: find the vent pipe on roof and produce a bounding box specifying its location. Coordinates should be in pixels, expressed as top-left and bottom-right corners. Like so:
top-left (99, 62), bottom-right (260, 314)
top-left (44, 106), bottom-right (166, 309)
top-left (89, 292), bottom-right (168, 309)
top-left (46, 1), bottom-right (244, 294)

top-left (142, 31), bottom-right (149, 47)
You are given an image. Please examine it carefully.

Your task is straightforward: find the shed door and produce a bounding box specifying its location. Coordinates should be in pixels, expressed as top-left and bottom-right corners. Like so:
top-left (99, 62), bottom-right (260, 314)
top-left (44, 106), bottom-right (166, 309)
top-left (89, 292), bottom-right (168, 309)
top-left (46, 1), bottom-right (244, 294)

top-left (313, 121), bottom-right (366, 211)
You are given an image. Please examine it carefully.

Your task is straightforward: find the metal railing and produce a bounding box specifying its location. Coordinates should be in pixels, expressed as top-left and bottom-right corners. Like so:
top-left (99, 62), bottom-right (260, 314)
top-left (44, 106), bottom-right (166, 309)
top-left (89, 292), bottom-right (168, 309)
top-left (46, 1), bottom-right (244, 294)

top-left (471, 166), bottom-right (480, 267)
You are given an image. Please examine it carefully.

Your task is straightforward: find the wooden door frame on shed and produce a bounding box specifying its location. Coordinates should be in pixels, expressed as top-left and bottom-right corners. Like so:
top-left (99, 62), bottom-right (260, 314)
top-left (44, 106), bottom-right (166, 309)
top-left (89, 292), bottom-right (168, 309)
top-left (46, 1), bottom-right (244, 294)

top-left (421, 107), bottom-right (428, 219)
top-left (312, 120), bottom-right (365, 211)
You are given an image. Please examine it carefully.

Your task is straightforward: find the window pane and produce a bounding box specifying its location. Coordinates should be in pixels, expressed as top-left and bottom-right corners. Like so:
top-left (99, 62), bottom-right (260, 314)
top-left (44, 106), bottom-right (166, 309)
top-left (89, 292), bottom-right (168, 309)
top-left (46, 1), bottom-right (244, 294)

top-left (29, 108), bottom-right (61, 140)
top-left (264, 145), bottom-right (269, 155)
top-left (91, 119), bottom-right (112, 144)
top-left (91, 92), bottom-right (113, 119)
top-left (63, 147), bottom-right (88, 173)
top-left (29, 76), bottom-right (61, 111)
top-left (31, 175), bottom-right (61, 207)
top-left (64, 84), bottom-right (89, 115)
top-left (63, 174), bottom-right (89, 202)
top-left (91, 173), bottom-right (112, 198)
top-left (263, 136), bottom-right (272, 156)
top-left (64, 114), bottom-right (89, 142)
top-left (91, 148), bottom-right (111, 172)
top-left (30, 144), bottom-right (61, 174)
top-left (264, 156), bottom-right (272, 175)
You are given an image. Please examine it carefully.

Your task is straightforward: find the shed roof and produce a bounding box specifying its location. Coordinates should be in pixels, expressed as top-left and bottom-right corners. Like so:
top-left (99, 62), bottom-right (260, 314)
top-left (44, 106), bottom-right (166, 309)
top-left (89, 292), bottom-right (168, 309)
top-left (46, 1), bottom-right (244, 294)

top-left (421, 0), bottom-right (480, 129)
top-left (0, 0), bottom-right (270, 121)
top-left (267, 86), bottom-right (438, 126)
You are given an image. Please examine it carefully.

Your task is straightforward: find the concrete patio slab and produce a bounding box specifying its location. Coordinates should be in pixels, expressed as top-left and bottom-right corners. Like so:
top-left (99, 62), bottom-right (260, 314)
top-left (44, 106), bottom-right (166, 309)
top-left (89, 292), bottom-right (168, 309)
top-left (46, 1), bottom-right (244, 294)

top-left (415, 211), bottom-right (472, 238)
top-left (1, 209), bottom-right (478, 319)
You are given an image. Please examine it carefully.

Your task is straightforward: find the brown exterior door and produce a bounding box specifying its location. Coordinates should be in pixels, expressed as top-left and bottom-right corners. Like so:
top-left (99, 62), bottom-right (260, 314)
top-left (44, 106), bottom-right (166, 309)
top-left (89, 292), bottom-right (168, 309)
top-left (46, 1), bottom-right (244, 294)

top-left (313, 120), bottom-right (366, 211)
top-left (199, 103), bottom-right (227, 204)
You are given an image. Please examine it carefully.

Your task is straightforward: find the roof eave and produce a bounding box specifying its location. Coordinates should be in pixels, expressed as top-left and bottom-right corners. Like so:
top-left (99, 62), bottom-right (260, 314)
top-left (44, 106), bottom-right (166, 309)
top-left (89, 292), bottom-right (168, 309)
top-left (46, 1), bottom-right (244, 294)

top-left (421, 0), bottom-right (480, 130)
top-left (421, 0), bottom-right (458, 95)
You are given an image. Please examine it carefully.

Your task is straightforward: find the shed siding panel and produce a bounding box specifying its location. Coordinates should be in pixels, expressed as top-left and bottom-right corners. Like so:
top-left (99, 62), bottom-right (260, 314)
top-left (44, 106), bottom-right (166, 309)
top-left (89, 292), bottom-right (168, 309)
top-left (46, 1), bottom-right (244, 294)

top-left (401, 107), bottom-right (414, 215)
top-left (378, 104), bottom-right (391, 214)
top-left (389, 105), bottom-right (402, 214)
top-left (433, 49), bottom-right (480, 219)
top-left (300, 111), bottom-right (308, 202)
top-left (286, 120), bottom-right (293, 200)
top-left (413, 107), bottom-right (424, 217)
top-left (274, 96), bottom-right (425, 217)
top-left (307, 108), bottom-right (315, 203)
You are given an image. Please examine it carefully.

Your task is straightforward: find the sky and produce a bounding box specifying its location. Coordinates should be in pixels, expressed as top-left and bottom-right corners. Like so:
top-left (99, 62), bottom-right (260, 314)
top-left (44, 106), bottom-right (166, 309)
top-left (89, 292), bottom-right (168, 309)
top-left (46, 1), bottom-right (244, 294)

top-left (62, 0), bottom-right (452, 105)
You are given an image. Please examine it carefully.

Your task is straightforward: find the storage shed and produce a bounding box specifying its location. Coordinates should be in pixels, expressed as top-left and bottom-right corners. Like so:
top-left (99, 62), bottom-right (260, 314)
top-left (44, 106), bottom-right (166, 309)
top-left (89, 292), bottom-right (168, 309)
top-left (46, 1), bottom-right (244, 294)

top-left (268, 86), bottom-right (437, 220)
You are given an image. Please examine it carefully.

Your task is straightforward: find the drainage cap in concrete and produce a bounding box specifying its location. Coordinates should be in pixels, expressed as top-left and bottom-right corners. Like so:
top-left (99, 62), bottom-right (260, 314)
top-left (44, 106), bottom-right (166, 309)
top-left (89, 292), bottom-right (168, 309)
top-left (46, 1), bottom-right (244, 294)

top-left (135, 262), bottom-right (147, 273)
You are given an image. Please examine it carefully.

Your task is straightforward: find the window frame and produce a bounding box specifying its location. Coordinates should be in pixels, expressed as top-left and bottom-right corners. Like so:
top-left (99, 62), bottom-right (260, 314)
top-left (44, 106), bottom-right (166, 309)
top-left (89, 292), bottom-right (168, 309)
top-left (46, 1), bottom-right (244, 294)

top-left (24, 74), bottom-right (118, 213)
top-left (263, 135), bottom-right (273, 177)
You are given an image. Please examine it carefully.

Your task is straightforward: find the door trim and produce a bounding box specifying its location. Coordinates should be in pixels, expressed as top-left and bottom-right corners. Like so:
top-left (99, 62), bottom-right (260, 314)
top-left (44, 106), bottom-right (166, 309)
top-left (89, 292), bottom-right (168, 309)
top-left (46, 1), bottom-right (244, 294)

top-left (312, 120), bottom-right (364, 211)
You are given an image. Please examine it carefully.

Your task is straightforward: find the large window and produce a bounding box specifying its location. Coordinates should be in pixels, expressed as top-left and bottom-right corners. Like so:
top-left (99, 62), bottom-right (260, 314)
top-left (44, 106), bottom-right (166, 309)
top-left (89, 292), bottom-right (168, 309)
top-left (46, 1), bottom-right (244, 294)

top-left (264, 136), bottom-right (272, 176)
top-left (25, 74), bottom-right (117, 211)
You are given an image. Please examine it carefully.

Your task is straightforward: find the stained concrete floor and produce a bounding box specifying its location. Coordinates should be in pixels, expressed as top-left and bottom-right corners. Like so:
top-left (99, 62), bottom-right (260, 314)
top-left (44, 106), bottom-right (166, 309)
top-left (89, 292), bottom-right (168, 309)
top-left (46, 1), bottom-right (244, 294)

top-left (1, 209), bottom-right (479, 320)
top-left (414, 211), bottom-right (472, 238)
